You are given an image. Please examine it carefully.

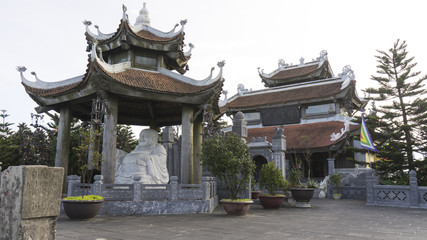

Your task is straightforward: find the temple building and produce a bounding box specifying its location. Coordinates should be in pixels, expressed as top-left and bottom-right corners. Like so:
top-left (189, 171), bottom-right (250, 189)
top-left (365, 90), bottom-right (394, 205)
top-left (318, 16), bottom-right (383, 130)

top-left (18, 4), bottom-right (224, 185)
top-left (221, 51), bottom-right (368, 179)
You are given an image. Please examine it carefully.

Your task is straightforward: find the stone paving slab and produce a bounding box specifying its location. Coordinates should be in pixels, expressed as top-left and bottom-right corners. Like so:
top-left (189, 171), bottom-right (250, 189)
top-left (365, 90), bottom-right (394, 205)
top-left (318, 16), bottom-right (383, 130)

top-left (56, 199), bottom-right (427, 240)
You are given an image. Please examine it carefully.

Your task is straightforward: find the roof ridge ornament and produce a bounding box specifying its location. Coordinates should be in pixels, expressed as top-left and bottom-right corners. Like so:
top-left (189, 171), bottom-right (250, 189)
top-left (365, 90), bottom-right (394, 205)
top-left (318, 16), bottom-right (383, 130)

top-left (122, 4), bottom-right (128, 21)
top-left (278, 59), bottom-right (289, 68)
top-left (218, 90), bottom-right (228, 107)
top-left (184, 43), bottom-right (195, 57)
top-left (237, 84), bottom-right (251, 96)
top-left (135, 2), bottom-right (151, 26)
top-left (83, 20), bottom-right (114, 40)
top-left (330, 120), bottom-right (350, 141)
top-left (317, 50), bottom-right (328, 66)
top-left (16, 66), bottom-right (83, 89)
top-left (339, 65), bottom-right (355, 89)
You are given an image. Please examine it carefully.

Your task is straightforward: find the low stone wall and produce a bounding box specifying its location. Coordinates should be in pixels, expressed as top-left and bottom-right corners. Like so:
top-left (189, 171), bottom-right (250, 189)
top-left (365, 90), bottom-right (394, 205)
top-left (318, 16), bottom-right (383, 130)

top-left (66, 175), bottom-right (218, 215)
top-left (366, 169), bottom-right (427, 209)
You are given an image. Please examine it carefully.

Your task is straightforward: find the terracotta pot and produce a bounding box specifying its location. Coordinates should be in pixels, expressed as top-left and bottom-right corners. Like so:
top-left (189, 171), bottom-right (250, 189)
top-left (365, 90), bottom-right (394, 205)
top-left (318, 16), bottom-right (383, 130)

top-left (220, 200), bottom-right (253, 216)
top-left (290, 188), bottom-right (315, 202)
top-left (251, 191), bottom-right (260, 199)
top-left (333, 193), bottom-right (342, 200)
top-left (62, 200), bottom-right (103, 219)
top-left (258, 195), bottom-right (285, 209)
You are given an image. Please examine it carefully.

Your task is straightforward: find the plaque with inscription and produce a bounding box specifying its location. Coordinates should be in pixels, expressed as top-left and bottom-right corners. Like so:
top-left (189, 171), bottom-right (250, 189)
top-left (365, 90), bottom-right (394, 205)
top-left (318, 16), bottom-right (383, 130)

top-left (21, 166), bottom-right (64, 219)
top-left (260, 105), bottom-right (300, 126)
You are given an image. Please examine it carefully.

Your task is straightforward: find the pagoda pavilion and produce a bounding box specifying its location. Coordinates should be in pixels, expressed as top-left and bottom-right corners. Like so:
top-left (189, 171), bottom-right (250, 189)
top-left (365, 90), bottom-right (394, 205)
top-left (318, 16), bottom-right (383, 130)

top-left (221, 51), bottom-right (368, 179)
top-left (18, 4), bottom-right (224, 185)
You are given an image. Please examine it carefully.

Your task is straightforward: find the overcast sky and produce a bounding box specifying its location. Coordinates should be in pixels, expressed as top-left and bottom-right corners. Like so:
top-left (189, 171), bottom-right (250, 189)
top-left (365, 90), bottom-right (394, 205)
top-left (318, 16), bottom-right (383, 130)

top-left (1, 0), bottom-right (426, 132)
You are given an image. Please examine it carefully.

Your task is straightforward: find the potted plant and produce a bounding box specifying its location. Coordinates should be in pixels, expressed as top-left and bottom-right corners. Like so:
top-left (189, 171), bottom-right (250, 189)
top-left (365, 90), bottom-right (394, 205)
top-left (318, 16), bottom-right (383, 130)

top-left (62, 127), bottom-right (104, 220)
top-left (202, 132), bottom-right (255, 216)
top-left (289, 169), bottom-right (317, 208)
top-left (329, 173), bottom-right (343, 199)
top-left (258, 162), bottom-right (288, 209)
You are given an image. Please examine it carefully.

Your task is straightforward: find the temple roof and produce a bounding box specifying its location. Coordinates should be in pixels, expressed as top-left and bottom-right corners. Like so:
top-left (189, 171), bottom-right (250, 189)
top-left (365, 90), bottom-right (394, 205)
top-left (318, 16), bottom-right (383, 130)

top-left (83, 4), bottom-right (192, 74)
top-left (258, 50), bottom-right (333, 87)
top-left (223, 78), bottom-right (361, 113)
top-left (247, 121), bottom-right (359, 151)
top-left (18, 4), bottom-right (224, 126)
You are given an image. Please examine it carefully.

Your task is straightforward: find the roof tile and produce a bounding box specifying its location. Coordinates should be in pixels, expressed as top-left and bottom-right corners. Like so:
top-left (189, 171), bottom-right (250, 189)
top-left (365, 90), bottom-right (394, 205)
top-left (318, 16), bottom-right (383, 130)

top-left (226, 81), bottom-right (343, 109)
top-left (247, 121), bottom-right (359, 149)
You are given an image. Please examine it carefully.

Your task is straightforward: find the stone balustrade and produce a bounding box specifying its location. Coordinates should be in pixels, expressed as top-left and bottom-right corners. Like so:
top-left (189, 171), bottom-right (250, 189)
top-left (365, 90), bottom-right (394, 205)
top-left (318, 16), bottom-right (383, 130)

top-left (66, 175), bottom-right (218, 215)
top-left (366, 169), bottom-right (427, 209)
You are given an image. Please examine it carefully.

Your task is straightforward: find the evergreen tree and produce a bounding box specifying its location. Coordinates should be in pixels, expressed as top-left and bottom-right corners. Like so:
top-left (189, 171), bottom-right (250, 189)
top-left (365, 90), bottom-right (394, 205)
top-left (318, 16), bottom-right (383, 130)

top-left (116, 124), bottom-right (137, 153)
top-left (0, 110), bottom-right (17, 169)
top-left (364, 39), bottom-right (427, 179)
top-left (0, 110), bottom-right (13, 135)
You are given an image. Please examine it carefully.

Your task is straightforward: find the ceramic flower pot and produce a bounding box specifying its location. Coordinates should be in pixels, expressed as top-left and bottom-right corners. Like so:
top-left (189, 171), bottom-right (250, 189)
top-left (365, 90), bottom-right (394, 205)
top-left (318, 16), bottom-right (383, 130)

top-left (62, 199), bottom-right (103, 219)
top-left (258, 195), bottom-right (285, 209)
top-left (290, 188), bottom-right (315, 207)
top-left (333, 193), bottom-right (342, 200)
top-left (220, 199), bottom-right (253, 216)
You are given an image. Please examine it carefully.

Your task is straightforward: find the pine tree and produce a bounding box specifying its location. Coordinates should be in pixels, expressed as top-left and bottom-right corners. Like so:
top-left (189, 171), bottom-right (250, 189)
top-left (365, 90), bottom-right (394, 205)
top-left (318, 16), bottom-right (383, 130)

top-left (364, 39), bottom-right (427, 174)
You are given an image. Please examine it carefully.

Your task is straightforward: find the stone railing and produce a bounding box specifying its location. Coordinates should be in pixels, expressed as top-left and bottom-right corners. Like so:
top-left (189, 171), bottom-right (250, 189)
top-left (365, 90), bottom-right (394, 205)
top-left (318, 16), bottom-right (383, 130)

top-left (366, 169), bottom-right (427, 209)
top-left (66, 175), bottom-right (218, 215)
top-left (337, 186), bottom-right (366, 200)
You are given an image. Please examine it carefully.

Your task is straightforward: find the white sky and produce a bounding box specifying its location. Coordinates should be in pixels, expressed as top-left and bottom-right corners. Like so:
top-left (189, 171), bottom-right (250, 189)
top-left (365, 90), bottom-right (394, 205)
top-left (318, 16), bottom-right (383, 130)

top-left (1, 0), bottom-right (426, 132)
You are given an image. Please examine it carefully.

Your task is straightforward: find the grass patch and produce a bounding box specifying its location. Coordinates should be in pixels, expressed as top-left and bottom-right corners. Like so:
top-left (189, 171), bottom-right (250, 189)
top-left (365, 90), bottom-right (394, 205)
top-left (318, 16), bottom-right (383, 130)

top-left (64, 195), bottom-right (104, 201)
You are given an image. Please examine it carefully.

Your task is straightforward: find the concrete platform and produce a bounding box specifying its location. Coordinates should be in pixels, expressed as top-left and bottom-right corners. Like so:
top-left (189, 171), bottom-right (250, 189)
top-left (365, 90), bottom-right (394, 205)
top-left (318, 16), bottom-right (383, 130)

top-left (56, 199), bottom-right (427, 240)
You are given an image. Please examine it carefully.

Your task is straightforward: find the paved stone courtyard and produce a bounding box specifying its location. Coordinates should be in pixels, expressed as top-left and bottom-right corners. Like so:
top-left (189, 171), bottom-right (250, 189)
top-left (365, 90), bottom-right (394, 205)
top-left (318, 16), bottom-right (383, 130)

top-left (56, 199), bottom-right (427, 240)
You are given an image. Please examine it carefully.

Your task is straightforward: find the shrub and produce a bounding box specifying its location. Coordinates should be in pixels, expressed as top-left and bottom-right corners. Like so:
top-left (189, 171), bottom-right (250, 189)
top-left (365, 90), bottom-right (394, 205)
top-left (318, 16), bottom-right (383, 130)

top-left (202, 132), bottom-right (255, 200)
top-left (259, 162), bottom-right (287, 195)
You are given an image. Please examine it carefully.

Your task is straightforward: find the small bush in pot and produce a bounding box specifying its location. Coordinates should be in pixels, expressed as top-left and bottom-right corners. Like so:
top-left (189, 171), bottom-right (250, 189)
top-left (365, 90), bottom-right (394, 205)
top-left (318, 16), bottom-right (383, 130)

top-left (258, 162), bottom-right (288, 209)
top-left (289, 168), bottom-right (316, 207)
top-left (202, 132), bottom-right (255, 215)
top-left (329, 173), bottom-right (343, 199)
top-left (62, 127), bottom-right (104, 219)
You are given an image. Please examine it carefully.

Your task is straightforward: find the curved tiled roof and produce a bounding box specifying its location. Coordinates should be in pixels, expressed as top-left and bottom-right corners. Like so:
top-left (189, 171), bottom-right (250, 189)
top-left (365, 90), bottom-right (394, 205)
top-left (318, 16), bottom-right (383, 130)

top-left (247, 121), bottom-right (359, 150)
top-left (85, 20), bottom-right (184, 44)
top-left (135, 29), bottom-right (183, 42)
top-left (101, 67), bottom-right (220, 95)
top-left (226, 80), bottom-right (346, 109)
top-left (270, 63), bottom-right (319, 80)
top-left (22, 81), bottom-right (83, 97)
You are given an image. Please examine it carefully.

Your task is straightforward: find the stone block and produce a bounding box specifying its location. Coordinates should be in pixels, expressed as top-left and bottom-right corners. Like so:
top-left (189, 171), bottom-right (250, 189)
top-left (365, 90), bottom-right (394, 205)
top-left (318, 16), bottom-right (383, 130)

top-left (0, 165), bottom-right (64, 240)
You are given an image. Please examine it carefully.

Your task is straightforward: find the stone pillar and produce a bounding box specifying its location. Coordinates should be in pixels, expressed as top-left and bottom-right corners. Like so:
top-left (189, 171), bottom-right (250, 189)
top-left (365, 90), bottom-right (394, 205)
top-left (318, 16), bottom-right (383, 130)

top-left (366, 169), bottom-right (375, 204)
top-left (66, 175), bottom-right (80, 197)
top-left (161, 126), bottom-right (176, 178)
top-left (409, 170), bottom-right (419, 208)
top-left (181, 106), bottom-right (194, 184)
top-left (133, 176), bottom-right (142, 202)
top-left (93, 175), bottom-right (103, 196)
top-left (0, 166), bottom-right (64, 240)
top-left (170, 176), bottom-right (179, 201)
top-left (272, 126), bottom-right (287, 178)
top-left (232, 111), bottom-right (247, 141)
top-left (101, 96), bottom-right (118, 184)
top-left (202, 176), bottom-right (210, 200)
top-left (327, 157), bottom-right (335, 175)
top-left (193, 119), bottom-right (203, 184)
top-left (55, 106), bottom-right (72, 191)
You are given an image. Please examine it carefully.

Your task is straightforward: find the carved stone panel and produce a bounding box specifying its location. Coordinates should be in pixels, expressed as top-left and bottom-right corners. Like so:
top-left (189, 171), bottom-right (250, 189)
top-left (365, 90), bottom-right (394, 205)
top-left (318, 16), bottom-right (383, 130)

top-left (21, 166), bottom-right (64, 219)
top-left (260, 105), bottom-right (300, 126)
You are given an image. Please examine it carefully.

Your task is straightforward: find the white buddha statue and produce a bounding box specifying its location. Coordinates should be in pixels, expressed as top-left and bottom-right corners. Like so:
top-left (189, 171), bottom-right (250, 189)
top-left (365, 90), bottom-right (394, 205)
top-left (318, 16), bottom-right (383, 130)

top-left (115, 129), bottom-right (169, 184)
